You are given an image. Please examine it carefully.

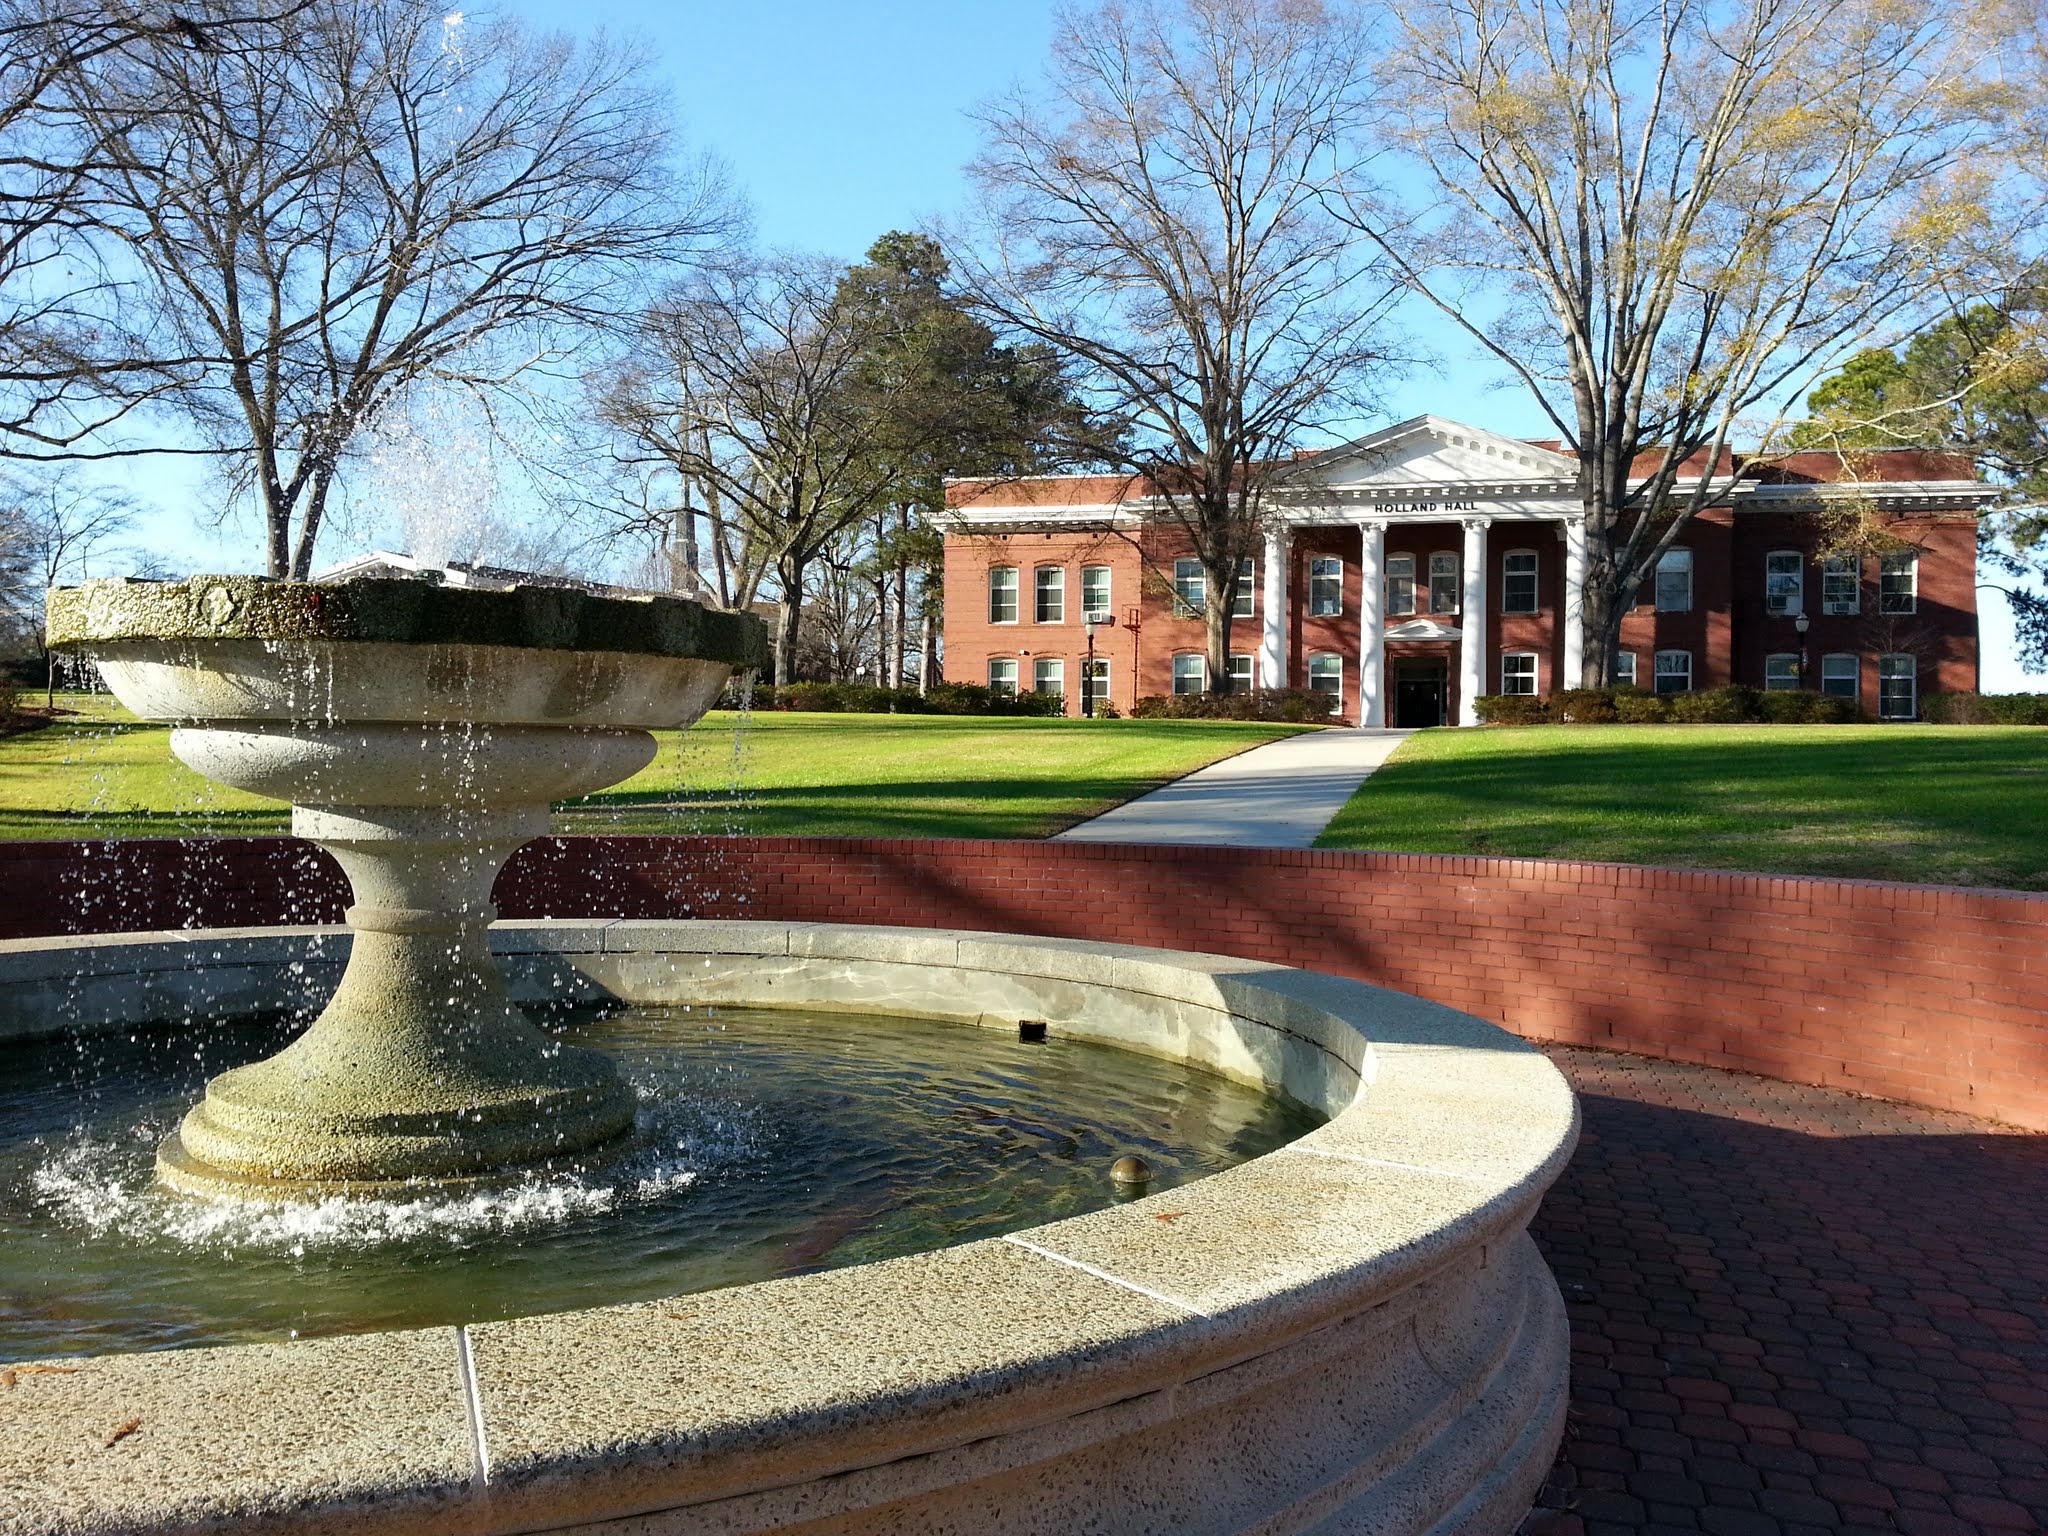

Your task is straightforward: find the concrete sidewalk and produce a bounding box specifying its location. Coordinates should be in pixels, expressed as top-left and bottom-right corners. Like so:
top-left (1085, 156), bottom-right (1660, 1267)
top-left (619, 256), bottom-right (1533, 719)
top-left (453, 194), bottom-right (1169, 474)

top-left (1054, 728), bottom-right (1411, 849)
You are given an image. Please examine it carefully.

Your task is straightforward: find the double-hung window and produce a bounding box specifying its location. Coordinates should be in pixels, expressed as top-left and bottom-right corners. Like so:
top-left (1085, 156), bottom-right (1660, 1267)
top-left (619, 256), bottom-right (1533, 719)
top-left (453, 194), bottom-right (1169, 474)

top-left (1428, 552), bottom-right (1459, 613)
top-left (1502, 550), bottom-right (1538, 614)
top-left (1613, 652), bottom-right (1637, 688)
top-left (1034, 566), bottom-right (1064, 624)
top-left (1764, 552), bottom-right (1804, 617)
top-left (1172, 559), bottom-right (1204, 618)
top-left (1231, 558), bottom-right (1255, 618)
top-left (1308, 557), bottom-right (1342, 616)
top-left (1500, 653), bottom-right (1538, 695)
top-left (1171, 654), bottom-right (1206, 694)
top-left (1653, 649), bottom-right (1692, 694)
top-left (988, 567), bottom-right (1019, 624)
top-left (1820, 654), bottom-right (1858, 700)
top-left (1764, 654), bottom-right (1801, 691)
top-left (1386, 553), bottom-right (1416, 616)
top-left (1655, 549), bottom-right (1692, 612)
top-left (1080, 565), bottom-right (1112, 622)
top-left (1086, 657), bottom-right (1111, 698)
top-left (988, 658), bottom-right (1018, 694)
top-left (1308, 653), bottom-right (1342, 698)
top-left (1879, 654), bottom-right (1916, 718)
top-left (1822, 555), bottom-right (1859, 615)
top-left (1880, 551), bottom-right (1918, 614)
top-left (1033, 658), bottom-right (1064, 696)
top-left (1228, 654), bottom-right (1255, 690)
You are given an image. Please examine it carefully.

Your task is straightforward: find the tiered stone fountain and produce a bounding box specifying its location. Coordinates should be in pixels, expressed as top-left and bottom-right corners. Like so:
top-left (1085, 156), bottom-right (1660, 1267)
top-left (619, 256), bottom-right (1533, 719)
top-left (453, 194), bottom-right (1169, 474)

top-left (46, 573), bottom-right (768, 1196)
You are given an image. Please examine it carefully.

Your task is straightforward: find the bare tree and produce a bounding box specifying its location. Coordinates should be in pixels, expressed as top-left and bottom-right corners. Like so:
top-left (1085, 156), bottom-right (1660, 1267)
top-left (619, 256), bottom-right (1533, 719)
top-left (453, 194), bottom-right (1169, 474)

top-left (957, 0), bottom-right (1398, 692)
top-left (0, 465), bottom-right (145, 699)
top-left (68, 0), bottom-right (735, 578)
top-left (597, 253), bottom-right (932, 686)
top-left (1352, 0), bottom-right (2026, 686)
top-left (0, 2), bottom-right (309, 456)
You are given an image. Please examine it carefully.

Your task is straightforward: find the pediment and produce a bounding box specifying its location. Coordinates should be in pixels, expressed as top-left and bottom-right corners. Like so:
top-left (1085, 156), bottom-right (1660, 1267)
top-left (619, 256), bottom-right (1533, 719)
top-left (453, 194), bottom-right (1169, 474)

top-left (1384, 618), bottom-right (1462, 641)
top-left (1280, 416), bottom-right (1576, 492)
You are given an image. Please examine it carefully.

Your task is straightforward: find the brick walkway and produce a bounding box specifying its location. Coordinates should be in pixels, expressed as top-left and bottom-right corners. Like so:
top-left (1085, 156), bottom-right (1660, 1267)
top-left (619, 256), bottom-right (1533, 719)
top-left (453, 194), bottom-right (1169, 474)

top-left (1520, 1048), bottom-right (2048, 1536)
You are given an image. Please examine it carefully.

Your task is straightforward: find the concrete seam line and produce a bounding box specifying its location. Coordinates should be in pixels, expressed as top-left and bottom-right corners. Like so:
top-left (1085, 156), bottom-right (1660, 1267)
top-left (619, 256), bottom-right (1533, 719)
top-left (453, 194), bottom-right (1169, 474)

top-left (1002, 1234), bottom-right (1210, 1318)
top-left (454, 1325), bottom-right (491, 1488)
top-left (1281, 1145), bottom-right (1495, 1183)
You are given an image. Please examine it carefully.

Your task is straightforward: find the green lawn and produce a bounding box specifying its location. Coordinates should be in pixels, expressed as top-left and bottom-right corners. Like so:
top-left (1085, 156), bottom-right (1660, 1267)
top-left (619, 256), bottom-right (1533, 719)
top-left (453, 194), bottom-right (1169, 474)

top-left (1316, 724), bottom-right (2048, 888)
top-left (0, 700), bottom-right (1308, 841)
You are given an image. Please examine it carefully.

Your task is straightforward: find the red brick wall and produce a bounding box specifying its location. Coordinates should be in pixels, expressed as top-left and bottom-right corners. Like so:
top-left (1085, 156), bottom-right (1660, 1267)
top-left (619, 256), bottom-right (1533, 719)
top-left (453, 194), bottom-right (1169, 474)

top-left (5, 836), bottom-right (2042, 1131)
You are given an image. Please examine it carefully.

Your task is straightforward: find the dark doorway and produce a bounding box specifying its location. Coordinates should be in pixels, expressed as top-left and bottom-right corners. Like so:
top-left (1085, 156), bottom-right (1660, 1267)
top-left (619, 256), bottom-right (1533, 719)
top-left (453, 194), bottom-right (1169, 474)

top-left (1392, 657), bottom-right (1448, 728)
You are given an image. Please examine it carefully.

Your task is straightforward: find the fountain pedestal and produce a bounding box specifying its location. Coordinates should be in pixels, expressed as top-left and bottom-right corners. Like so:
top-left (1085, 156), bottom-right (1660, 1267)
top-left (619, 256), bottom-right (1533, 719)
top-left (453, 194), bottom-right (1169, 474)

top-left (48, 575), bottom-right (767, 1198)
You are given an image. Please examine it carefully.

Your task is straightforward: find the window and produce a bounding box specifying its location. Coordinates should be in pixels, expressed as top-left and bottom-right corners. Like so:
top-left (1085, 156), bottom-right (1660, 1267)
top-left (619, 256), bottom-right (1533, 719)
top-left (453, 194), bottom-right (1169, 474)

top-left (1086, 657), bottom-right (1111, 699)
top-left (1502, 550), bottom-right (1538, 614)
top-left (988, 658), bottom-right (1018, 695)
top-left (1764, 654), bottom-right (1801, 691)
top-left (1309, 557), bottom-right (1342, 616)
top-left (1653, 650), bottom-right (1692, 694)
top-left (1879, 654), bottom-right (1916, 719)
top-left (988, 566), bottom-right (1019, 624)
top-left (1820, 653), bottom-right (1858, 700)
top-left (1613, 652), bottom-right (1637, 688)
top-left (1231, 558), bottom-right (1255, 618)
top-left (1228, 653), bottom-right (1255, 691)
top-left (1822, 555), bottom-right (1859, 616)
top-left (1428, 551), bottom-right (1459, 614)
top-left (1764, 551), bottom-right (1804, 617)
top-left (1171, 653), bottom-right (1206, 694)
top-left (1308, 653), bottom-right (1342, 698)
top-left (1880, 550), bottom-right (1918, 614)
top-left (1655, 548), bottom-right (1692, 612)
top-left (1386, 553), bottom-right (1416, 616)
top-left (1173, 558), bottom-right (1204, 618)
top-left (1081, 565), bottom-right (1112, 621)
top-left (1033, 658), bottom-right (1064, 696)
top-left (1034, 566), bottom-right (1064, 624)
top-left (1501, 653), bottom-right (1538, 695)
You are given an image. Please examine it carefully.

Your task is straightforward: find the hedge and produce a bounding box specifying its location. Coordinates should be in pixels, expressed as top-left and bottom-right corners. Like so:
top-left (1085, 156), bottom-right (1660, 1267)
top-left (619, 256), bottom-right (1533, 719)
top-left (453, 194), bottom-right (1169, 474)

top-left (718, 679), bottom-right (1069, 717)
top-left (1474, 685), bottom-right (1865, 726)
top-left (1130, 687), bottom-right (1336, 723)
top-left (1922, 691), bottom-right (2048, 724)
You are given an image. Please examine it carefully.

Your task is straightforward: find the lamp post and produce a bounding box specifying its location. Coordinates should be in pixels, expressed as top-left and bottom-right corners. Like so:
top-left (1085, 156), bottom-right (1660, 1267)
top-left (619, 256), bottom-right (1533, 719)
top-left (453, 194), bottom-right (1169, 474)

top-left (1794, 610), bottom-right (1811, 686)
top-left (1082, 614), bottom-right (1110, 718)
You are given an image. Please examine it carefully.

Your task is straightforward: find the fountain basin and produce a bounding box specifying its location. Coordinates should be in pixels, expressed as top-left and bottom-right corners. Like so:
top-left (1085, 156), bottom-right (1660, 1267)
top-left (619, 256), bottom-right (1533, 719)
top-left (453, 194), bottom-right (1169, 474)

top-left (0, 920), bottom-right (1576, 1536)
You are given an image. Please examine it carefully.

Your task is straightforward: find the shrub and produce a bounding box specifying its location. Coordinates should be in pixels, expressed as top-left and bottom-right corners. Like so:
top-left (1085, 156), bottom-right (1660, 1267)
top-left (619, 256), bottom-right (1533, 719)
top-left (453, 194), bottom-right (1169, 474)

top-left (1473, 693), bottom-right (1549, 725)
top-left (921, 681), bottom-right (992, 715)
top-left (1129, 688), bottom-right (1335, 722)
top-left (1666, 685), bottom-right (1757, 724)
top-left (991, 688), bottom-right (1069, 717)
top-left (1550, 687), bottom-right (1619, 724)
top-left (1925, 691), bottom-right (2048, 724)
top-left (1613, 690), bottom-right (1670, 723)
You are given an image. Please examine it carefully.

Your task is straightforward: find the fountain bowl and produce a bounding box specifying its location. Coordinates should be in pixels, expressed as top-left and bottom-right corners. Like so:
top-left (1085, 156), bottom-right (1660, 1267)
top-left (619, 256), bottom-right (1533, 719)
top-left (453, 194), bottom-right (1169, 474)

top-left (46, 575), bottom-right (770, 1196)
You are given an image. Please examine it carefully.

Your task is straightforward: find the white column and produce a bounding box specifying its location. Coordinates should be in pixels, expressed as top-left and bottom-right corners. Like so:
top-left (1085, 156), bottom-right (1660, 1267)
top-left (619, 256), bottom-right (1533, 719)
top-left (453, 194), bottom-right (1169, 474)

top-left (1356, 519), bottom-right (1385, 728)
top-left (1459, 517), bottom-right (1490, 727)
top-left (1259, 523), bottom-right (1289, 690)
top-left (1561, 516), bottom-right (1588, 689)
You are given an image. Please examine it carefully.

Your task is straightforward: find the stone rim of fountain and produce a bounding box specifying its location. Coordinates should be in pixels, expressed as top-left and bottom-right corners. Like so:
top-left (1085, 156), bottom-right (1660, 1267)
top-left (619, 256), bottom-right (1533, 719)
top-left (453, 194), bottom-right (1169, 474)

top-left (0, 920), bottom-right (1578, 1536)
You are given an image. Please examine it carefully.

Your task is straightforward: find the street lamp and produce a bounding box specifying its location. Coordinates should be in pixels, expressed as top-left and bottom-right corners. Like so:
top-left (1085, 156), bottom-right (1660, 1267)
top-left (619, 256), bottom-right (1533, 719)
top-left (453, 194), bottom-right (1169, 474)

top-left (1794, 610), bottom-right (1811, 686)
top-left (1082, 613), bottom-right (1112, 718)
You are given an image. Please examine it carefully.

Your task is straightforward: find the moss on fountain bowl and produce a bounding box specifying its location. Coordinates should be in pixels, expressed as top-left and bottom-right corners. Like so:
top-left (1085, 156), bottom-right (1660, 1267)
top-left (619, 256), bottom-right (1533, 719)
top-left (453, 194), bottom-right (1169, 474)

top-left (46, 575), bottom-right (771, 672)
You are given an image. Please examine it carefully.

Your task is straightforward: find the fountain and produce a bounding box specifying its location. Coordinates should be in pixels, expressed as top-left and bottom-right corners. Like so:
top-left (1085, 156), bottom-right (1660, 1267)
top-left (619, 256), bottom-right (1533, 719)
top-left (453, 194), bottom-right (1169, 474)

top-left (44, 573), bottom-right (768, 1196)
top-left (4, 574), bottom-right (1578, 1536)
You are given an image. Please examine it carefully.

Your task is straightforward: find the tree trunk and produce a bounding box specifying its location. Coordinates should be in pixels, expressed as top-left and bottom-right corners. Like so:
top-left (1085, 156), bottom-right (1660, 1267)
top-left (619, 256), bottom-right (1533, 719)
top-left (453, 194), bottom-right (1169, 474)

top-left (774, 552), bottom-right (806, 687)
top-left (919, 610), bottom-right (934, 695)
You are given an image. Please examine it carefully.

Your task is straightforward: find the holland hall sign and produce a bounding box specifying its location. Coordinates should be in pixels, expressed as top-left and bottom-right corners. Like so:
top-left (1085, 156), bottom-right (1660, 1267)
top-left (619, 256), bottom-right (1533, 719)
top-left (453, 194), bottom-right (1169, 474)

top-left (1374, 499), bottom-right (1480, 514)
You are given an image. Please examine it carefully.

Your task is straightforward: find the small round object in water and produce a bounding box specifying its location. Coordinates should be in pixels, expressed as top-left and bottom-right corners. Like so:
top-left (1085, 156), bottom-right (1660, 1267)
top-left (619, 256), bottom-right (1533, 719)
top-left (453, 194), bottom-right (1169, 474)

top-left (1110, 1154), bottom-right (1154, 1187)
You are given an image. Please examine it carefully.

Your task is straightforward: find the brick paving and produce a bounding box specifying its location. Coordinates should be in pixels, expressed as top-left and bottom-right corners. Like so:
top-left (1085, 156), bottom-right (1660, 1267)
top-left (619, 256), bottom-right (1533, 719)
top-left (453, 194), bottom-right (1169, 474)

top-left (1520, 1048), bottom-right (2048, 1536)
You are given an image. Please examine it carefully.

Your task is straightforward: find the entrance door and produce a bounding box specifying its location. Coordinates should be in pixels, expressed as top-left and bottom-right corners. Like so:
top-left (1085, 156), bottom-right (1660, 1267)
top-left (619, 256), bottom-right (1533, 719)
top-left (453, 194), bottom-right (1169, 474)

top-left (1392, 658), bottom-right (1448, 728)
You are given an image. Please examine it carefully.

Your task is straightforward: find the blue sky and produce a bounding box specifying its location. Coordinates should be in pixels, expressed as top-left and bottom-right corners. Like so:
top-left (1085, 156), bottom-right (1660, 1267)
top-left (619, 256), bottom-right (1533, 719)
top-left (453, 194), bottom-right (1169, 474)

top-left (114, 0), bottom-right (2033, 683)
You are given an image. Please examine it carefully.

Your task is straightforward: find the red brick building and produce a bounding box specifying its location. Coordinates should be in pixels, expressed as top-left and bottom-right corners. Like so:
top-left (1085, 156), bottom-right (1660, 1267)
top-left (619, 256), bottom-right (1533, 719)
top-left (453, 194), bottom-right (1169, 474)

top-left (939, 416), bottom-right (1987, 725)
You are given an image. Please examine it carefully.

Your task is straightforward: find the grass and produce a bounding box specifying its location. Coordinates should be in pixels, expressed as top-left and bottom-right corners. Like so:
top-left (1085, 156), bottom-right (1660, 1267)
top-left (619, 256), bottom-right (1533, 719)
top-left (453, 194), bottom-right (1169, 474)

top-left (0, 697), bottom-right (1310, 842)
top-left (1316, 724), bottom-right (2048, 889)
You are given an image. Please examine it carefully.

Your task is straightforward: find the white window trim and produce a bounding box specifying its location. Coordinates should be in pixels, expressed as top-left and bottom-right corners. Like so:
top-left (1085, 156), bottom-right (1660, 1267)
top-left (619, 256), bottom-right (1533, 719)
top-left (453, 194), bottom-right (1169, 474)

top-left (1081, 565), bottom-right (1113, 623)
top-left (1171, 652), bottom-right (1207, 694)
top-left (1428, 550), bottom-right (1460, 614)
top-left (1820, 653), bottom-right (1858, 699)
top-left (1227, 653), bottom-right (1256, 689)
top-left (1763, 653), bottom-right (1801, 690)
top-left (1764, 551), bottom-right (1804, 618)
top-left (1613, 652), bottom-right (1637, 687)
top-left (1653, 649), bottom-right (1693, 693)
top-left (1034, 565), bottom-right (1065, 624)
top-left (1386, 552), bottom-right (1417, 617)
top-left (1501, 549), bottom-right (1539, 615)
top-left (1880, 551), bottom-right (1919, 615)
top-left (1231, 558), bottom-right (1255, 619)
top-left (1308, 556), bottom-right (1343, 617)
top-left (988, 566), bottom-right (1019, 625)
top-left (1033, 658), bottom-right (1065, 695)
top-left (1308, 652), bottom-right (1343, 696)
top-left (1821, 555), bottom-right (1860, 616)
top-left (1654, 548), bottom-right (1693, 614)
top-left (988, 657), bottom-right (1018, 694)
top-left (1879, 653), bottom-right (1917, 719)
top-left (1500, 651), bottom-right (1539, 696)
top-left (1172, 558), bottom-right (1204, 619)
